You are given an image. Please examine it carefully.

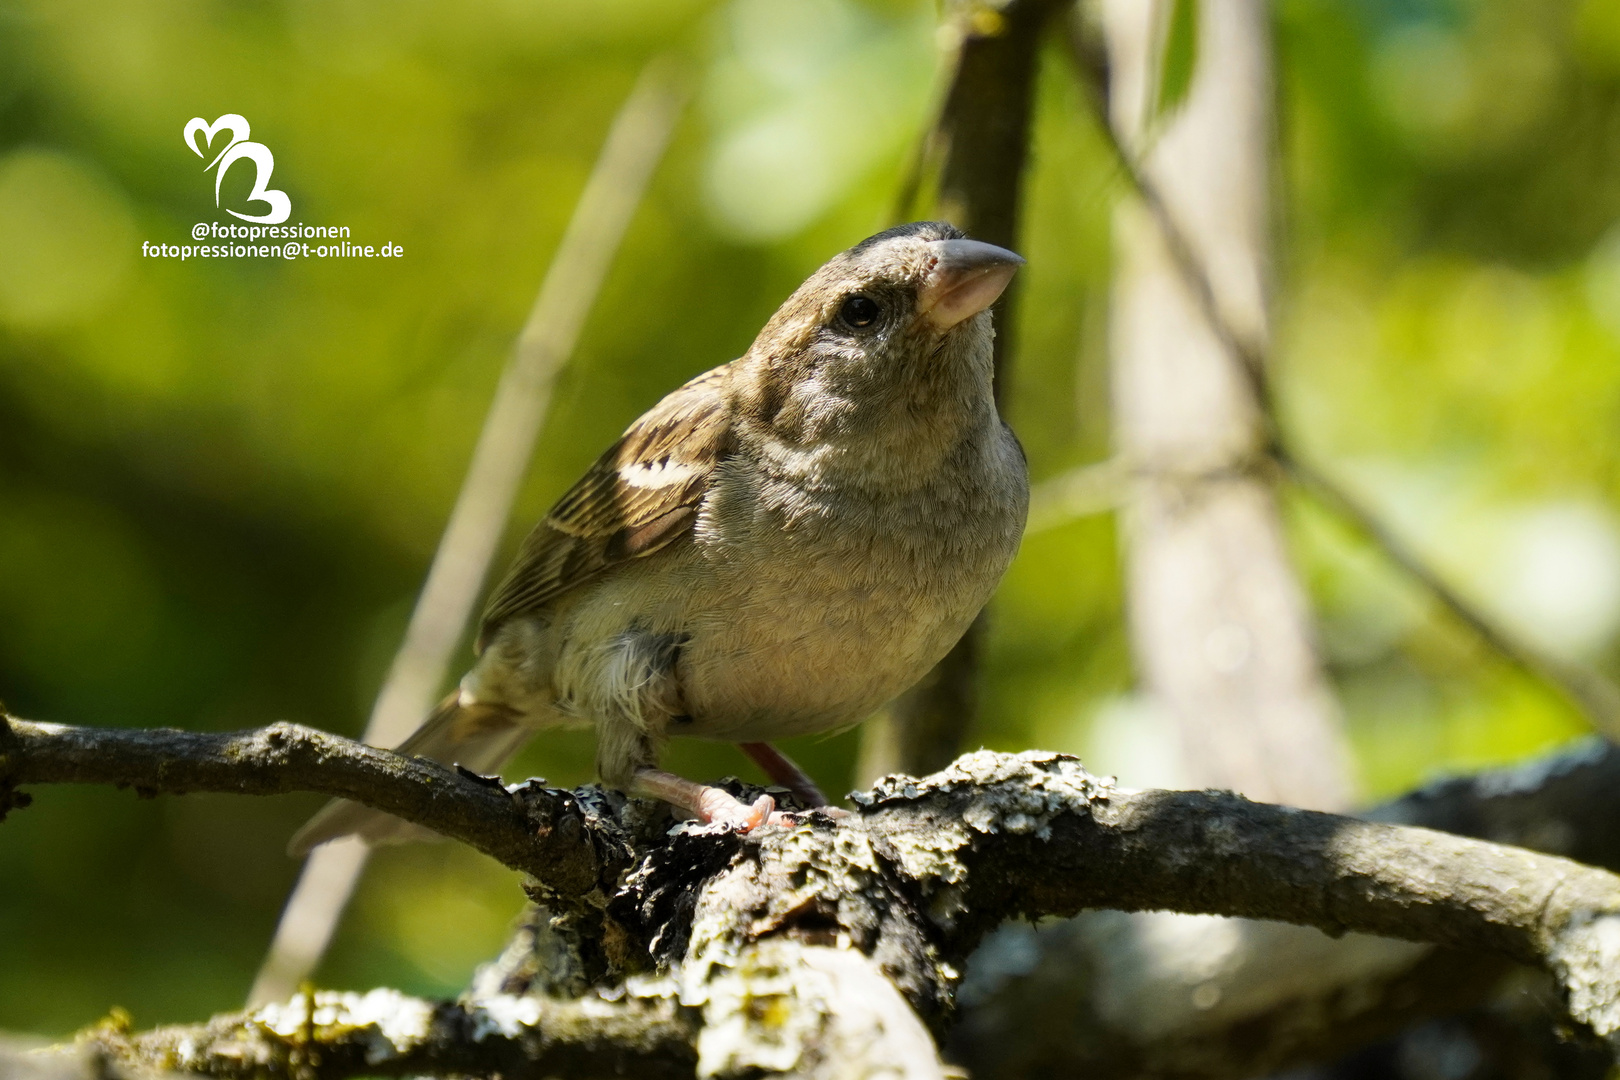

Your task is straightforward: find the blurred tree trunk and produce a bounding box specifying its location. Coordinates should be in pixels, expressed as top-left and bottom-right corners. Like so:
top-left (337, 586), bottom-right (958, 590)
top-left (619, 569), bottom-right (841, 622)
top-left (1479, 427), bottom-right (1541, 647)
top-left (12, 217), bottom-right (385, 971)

top-left (1102, 0), bottom-right (1353, 810)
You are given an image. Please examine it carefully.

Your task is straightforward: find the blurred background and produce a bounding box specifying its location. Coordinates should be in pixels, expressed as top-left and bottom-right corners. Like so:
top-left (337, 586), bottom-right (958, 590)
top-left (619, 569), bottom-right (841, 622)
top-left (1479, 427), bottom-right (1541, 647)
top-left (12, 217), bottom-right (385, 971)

top-left (3, 0), bottom-right (1620, 1040)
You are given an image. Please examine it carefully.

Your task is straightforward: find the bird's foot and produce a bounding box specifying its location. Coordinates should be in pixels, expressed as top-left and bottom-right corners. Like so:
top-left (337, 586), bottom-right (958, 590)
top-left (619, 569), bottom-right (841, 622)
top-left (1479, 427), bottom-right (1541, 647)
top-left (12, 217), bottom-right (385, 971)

top-left (633, 766), bottom-right (779, 832)
top-left (632, 767), bottom-right (853, 831)
top-left (695, 785), bottom-right (776, 830)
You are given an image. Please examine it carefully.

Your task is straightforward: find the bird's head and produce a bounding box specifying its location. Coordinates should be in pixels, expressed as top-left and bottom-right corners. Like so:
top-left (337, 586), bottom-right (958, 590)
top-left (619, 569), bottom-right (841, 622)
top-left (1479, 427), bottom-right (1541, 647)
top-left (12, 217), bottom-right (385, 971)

top-left (738, 221), bottom-right (1024, 469)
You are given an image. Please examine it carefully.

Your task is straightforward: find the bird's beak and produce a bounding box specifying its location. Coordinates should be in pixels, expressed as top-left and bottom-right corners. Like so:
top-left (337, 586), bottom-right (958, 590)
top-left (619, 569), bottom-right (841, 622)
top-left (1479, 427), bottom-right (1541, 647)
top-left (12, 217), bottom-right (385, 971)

top-left (915, 239), bottom-right (1025, 331)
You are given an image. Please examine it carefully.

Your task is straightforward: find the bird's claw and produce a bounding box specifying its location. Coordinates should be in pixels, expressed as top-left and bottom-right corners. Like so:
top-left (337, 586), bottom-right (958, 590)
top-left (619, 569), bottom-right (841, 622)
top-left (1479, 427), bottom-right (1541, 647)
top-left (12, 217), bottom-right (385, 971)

top-left (764, 804), bottom-right (852, 828)
top-left (691, 784), bottom-right (855, 831)
top-left (697, 789), bottom-right (776, 831)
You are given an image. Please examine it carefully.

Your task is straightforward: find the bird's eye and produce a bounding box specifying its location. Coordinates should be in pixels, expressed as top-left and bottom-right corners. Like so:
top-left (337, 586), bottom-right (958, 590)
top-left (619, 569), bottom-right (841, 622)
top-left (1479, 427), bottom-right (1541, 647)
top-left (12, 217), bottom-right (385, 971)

top-left (838, 294), bottom-right (881, 329)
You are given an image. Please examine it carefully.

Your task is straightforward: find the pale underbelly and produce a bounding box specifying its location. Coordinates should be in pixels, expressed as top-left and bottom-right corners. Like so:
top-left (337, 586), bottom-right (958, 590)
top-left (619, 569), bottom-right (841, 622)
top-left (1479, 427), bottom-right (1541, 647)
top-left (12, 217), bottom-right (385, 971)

top-left (481, 556), bottom-right (982, 740)
top-left (671, 570), bottom-right (979, 742)
top-left (507, 466), bottom-right (1024, 742)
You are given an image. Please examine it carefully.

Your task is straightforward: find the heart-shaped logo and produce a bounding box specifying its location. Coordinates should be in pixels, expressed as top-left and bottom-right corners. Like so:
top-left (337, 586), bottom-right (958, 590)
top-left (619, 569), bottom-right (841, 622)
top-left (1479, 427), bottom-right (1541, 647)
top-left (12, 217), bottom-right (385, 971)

top-left (182, 114), bottom-right (291, 224)
top-left (184, 114), bottom-right (251, 171)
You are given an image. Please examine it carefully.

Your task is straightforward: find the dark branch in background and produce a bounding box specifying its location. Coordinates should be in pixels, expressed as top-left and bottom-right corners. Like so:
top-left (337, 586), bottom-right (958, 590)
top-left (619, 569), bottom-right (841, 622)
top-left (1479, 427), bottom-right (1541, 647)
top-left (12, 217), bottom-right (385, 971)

top-left (1374, 736), bottom-right (1620, 863)
top-left (870, 0), bottom-right (1067, 781)
top-left (932, 0), bottom-right (1064, 379)
top-left (10, 715), bottom-right (1620, 1078)
top-left (1055, 19), bottom-right (1620, 744)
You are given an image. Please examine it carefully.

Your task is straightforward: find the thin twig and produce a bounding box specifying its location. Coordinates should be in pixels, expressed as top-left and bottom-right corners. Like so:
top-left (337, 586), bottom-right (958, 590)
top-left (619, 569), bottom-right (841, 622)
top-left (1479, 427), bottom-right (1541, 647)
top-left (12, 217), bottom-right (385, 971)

top-left (1282, 452), bottom-right (1620, 734)
top-left (250, 55), bottom-right (690, 1005)
top-left (1024, 456), bottom-right (1129, 532)
top-left (1056, 25), bottom-right (1620, 743)
top-left (888, 19), bottom-right (964, 226)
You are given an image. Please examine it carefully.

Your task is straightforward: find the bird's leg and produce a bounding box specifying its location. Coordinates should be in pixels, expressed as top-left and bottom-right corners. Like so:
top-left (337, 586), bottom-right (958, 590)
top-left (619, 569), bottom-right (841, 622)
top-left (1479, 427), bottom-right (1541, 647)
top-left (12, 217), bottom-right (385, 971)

top-left (739, 742), bottom-right (828, 807)
top-left (630, 766), bottom-right (775, 830)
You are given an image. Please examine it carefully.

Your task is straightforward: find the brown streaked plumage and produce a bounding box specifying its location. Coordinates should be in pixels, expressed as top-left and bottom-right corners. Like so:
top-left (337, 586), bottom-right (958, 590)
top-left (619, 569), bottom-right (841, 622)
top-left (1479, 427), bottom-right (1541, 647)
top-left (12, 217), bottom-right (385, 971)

top-left (477, 366), bottom-right (730, 641)
top-left (291, 221), bottom-right (1027, 852)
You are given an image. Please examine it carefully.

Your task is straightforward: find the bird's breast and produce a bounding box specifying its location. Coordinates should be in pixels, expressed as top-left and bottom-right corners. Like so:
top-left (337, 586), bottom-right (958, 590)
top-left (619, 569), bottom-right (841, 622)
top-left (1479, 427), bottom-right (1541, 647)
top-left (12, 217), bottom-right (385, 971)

top-left (670, 424), bottom-right (1027, 740)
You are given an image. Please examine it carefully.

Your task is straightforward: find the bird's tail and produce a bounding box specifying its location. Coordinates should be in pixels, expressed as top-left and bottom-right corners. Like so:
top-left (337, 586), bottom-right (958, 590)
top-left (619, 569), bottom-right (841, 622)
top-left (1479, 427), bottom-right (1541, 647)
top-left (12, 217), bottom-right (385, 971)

top-left (287, 692), bottom-right (529, 856)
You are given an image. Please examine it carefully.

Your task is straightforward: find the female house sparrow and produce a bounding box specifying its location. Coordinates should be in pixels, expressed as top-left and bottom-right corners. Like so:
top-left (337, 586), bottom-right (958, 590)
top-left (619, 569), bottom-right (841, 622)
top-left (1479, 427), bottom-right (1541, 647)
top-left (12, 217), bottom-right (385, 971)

top-left (291, 221), bottom-right (1027, 850)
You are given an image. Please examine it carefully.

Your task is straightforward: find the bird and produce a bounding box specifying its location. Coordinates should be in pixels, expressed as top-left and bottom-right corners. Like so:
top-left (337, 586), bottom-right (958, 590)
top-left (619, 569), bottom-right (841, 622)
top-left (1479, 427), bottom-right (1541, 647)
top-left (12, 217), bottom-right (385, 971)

top-left (290, 220), bottom-right (1028, 852)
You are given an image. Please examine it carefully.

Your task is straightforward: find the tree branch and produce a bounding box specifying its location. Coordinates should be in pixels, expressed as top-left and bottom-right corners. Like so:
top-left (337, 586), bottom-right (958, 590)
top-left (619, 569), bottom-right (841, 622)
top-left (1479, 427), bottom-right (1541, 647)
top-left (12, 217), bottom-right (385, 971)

top-left (952, 736), bottom-right (1620, 1080)
top-left (851, 752), bottom-right (1620, 1044)
top-left (10, 713), bottom-right (1620, 1065)
top-left (50, 990), bottom-right (695, 1080)
top-left (0, 716), bottom-right (626, 899)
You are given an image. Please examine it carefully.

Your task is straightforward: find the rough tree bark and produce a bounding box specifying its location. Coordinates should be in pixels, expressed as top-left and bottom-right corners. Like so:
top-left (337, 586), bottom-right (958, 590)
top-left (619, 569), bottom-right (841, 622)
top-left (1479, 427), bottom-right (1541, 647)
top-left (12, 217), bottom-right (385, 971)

top-left (950, 736), bottom-right (1620, 1079)
top-left (8, 715), bottom-right (1620, 1078)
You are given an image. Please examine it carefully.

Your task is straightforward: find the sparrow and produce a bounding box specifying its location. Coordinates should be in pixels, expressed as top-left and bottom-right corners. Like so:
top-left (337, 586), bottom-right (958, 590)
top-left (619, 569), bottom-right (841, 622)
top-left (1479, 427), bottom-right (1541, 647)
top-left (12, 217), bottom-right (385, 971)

top-left (291, 220), bottom-right (1027, 851)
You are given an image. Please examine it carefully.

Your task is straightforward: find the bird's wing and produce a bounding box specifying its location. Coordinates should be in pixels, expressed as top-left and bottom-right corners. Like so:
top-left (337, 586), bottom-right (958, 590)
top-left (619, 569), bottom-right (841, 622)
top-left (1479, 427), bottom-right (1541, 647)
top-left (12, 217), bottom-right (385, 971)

top-left (476, 363), bottom-right (734, 648)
